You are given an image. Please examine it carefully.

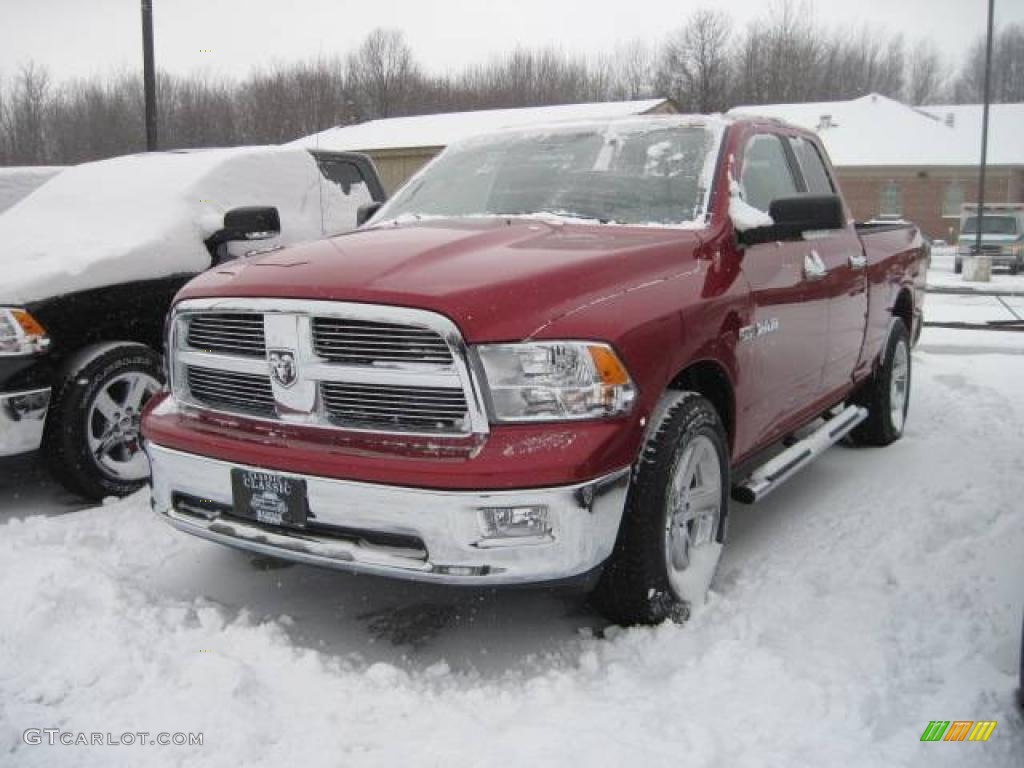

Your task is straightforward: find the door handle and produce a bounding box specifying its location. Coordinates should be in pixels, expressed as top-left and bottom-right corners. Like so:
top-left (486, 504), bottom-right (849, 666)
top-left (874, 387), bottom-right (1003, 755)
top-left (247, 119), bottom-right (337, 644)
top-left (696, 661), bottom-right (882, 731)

top-left (849, 252), bottom-right (867, 269)
top-left (803, 250), bottom-right (827, 280)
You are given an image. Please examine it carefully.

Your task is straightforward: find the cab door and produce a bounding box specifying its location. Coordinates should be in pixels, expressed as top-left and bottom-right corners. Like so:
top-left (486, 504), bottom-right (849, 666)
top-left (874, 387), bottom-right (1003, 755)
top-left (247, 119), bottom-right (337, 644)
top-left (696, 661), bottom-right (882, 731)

top-left (736, 133), bottom-right (829, 450)
top-left (787, 136), bottom-right (868, 396)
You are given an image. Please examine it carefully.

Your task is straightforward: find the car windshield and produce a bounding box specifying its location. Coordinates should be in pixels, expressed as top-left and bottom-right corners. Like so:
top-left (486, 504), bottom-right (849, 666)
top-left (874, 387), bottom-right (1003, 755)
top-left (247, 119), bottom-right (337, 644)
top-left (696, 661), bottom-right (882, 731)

top-left (374, 120), bottom-right (722, 228)
top-left (962, 215), bottom-right (1018, 235)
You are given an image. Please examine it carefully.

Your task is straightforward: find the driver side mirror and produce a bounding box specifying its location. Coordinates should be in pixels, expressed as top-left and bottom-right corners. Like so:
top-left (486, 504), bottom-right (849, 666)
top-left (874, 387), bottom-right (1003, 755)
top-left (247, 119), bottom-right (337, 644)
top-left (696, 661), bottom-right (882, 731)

top-left (738, 194), bottom-right (845, 246)
top-left (204, 206), bottom-right (281, 263)
top-left (218, 206), bottom-right (281, 242)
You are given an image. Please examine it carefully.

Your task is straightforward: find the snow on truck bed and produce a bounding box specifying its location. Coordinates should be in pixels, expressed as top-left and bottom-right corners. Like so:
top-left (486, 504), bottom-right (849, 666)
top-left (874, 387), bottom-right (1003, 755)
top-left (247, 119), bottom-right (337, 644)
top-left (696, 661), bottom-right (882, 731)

top-left (1, 328), bottom-right (1022, 767)
top-left (0, 147), bottom-right (329, 306)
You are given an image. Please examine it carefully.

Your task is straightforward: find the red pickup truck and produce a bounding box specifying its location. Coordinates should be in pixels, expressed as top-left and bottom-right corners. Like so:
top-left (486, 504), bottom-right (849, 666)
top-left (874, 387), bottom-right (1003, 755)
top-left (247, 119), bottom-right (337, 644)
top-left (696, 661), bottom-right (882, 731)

top-left (142, 115), bottom-right (926, 625)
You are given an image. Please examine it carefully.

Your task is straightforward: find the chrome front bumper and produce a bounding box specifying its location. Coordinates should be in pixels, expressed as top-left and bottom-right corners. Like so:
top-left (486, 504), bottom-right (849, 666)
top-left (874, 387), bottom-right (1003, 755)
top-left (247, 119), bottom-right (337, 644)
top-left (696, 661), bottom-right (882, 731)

top-left (0, 387), bottom-right (50, 457)
top-left (147, 443), bottom-right (630, 585)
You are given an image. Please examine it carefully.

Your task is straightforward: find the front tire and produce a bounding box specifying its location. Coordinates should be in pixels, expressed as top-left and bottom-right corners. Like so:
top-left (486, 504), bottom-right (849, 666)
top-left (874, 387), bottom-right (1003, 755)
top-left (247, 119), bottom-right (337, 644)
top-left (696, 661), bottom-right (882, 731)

top-left (591, 392), bottom-right (729, 626)
top-left (43, 343), bottom-right (163, 500)
top-left (850, 319), bottom-right (911, 446)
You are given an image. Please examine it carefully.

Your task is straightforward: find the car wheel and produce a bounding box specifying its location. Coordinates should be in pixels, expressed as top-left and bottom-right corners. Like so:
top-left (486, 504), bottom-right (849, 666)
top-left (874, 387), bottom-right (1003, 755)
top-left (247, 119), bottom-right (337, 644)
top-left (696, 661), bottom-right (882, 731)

top-left (43, 343), bottom-right (163, 500)
top-left (591, 392), bottom-right (729, 626)
top-left (954, 259), bottom-right (963, 274)
top-left (850, 319), bottom-right (911, 447)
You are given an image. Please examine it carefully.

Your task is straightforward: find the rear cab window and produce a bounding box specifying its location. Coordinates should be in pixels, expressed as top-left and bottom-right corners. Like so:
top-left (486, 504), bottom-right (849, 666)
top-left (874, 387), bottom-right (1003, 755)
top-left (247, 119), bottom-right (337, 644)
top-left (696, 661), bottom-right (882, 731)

top-left (789, 136), bottom-right (835, 195)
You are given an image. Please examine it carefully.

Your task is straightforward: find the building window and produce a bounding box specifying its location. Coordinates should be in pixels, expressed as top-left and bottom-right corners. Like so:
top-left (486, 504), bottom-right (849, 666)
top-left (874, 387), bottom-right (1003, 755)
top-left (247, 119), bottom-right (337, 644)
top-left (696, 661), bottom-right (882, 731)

top-left (942, 181), bottom-right (965, 217)
top-left (879, 181), bottom-right (901, 216)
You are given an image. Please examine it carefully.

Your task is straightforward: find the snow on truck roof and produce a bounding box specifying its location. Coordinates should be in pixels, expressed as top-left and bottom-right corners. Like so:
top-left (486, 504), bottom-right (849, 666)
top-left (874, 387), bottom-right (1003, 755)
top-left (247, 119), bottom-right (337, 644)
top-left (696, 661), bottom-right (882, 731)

top-left (730, 93), bottom-right (1024, 168)
top-left (294, 98), bottom-right (675, 153)
top-left (0, 145), bottom-right (328, 306)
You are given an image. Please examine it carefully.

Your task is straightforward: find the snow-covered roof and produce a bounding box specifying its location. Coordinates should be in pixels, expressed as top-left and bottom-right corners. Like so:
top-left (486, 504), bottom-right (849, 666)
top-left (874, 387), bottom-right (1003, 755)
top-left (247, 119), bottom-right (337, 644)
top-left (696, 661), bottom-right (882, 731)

top-left (730, 94), bottom-right (1023, 168)
top-left (294, 99), bottom-right (674, 153)
top-left (0, 166), bottom-right (65, 213)
top-left (920, 103), bottom-right (1024, 167)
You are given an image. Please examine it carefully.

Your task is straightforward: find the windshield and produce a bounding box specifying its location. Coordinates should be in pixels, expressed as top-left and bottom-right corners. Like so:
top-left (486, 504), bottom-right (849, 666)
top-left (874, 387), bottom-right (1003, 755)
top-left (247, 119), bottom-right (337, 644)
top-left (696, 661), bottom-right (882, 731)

top-left (374, 120), bottom-right (721, 227)
top-left (962, 215), bottom-right (1018, 235)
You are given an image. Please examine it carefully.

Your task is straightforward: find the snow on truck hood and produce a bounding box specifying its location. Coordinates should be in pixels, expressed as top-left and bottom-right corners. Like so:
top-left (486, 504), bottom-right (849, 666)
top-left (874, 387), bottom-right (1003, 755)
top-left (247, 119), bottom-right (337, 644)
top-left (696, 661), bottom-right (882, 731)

top-left (0, 147), bottom-right (327, 306)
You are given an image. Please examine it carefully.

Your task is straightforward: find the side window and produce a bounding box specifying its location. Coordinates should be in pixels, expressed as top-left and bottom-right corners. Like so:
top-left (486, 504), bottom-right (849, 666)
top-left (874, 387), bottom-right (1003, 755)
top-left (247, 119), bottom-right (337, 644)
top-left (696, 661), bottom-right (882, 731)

top-left (790, 137), bottom-right (835, 195)
top-left (317, 158), bottom-right (373, 234)
top-left (740, 134), bottom-right (799, 213)
top-left (942, 181), bottom-right (964, 217)
top-left (880, 180), bottom-right (902, 216)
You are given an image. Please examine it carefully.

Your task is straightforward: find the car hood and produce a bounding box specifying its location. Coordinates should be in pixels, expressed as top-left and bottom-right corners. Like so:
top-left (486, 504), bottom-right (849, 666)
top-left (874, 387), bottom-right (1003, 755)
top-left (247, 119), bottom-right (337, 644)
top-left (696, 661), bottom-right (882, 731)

top-left (177, 218), bottom-right (705, 341)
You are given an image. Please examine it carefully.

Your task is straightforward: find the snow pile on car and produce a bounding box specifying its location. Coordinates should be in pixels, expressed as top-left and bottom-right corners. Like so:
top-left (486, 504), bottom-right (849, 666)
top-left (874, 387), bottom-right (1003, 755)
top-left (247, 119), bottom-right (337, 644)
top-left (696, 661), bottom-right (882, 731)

top-left (0, 147), bottom-right (329, 306)
top-left (0, 166), bottom-right (64, 214)
top-left (1, 335), bottom-right (1022, 767)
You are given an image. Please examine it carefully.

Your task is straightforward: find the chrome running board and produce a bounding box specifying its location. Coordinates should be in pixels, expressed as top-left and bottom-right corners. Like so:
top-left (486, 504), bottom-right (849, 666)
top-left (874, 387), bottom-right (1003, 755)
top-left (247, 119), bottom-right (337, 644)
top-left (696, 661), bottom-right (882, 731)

top-left (732, 405), bottom-right (867, 504)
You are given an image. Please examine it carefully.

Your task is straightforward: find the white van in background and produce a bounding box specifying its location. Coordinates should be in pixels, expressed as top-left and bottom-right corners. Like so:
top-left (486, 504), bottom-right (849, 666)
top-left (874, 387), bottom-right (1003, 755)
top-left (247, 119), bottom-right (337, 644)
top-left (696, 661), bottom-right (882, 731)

top-left (956, 203), bottom-right (1024, 275)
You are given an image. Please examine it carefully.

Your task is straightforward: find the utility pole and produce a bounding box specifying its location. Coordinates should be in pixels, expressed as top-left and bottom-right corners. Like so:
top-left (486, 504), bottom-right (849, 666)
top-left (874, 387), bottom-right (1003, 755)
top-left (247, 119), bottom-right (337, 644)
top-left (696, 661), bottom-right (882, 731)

top-left (142, 0), bottom-right (158, 151)
top-left (973, 0), bottom-right (996, 279)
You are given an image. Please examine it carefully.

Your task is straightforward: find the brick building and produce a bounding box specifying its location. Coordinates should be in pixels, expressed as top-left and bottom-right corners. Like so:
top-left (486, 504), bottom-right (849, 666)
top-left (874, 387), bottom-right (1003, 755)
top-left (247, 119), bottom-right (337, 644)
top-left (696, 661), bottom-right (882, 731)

top-left (733, 95), bottom-right (1024, 241)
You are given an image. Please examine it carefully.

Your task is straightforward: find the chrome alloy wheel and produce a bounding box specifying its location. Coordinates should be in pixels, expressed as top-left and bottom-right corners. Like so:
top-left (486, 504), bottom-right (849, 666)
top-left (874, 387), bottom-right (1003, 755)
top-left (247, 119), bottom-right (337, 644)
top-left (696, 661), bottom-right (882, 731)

top-left (86, 371), bottom-right (161, 481)
top-left (890, 338), bottom-right (909, 433)
top-left (664, 434), bottom-right (724, 606)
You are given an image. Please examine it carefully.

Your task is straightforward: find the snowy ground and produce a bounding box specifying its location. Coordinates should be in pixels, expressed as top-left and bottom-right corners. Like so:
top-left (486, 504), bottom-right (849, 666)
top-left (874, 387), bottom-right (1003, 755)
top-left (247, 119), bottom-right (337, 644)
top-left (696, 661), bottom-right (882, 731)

top-left (1, 264), bottom-right (1022, 766)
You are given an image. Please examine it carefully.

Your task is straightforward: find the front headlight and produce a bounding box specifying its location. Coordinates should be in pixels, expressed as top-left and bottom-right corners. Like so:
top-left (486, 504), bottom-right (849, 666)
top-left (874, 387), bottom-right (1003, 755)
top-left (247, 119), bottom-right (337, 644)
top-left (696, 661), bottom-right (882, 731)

top-left (476, 341), bottom-right (636, 422)
top-left (0, 308), bottom-right (50, 357)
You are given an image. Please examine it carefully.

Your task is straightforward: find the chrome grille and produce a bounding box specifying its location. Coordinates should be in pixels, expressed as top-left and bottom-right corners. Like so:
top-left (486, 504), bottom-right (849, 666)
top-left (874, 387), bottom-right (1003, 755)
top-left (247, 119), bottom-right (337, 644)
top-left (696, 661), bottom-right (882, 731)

top-left (312, 318), bottom-right (453, 366)
top-left (322, 382), bottom-right (469, 433)
top-left (186, 313), bottom-right (266, 357)
top-left (171, 299), bottom-right (487, 436)
top-left (186, 366), bottom-right (275, 415)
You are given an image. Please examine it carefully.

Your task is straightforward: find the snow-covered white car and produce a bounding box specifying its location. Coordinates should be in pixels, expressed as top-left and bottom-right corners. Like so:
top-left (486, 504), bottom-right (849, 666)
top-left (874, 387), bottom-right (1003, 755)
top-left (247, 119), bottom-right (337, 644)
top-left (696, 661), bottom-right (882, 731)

top-left (0, 146), bottom-right (384, 499)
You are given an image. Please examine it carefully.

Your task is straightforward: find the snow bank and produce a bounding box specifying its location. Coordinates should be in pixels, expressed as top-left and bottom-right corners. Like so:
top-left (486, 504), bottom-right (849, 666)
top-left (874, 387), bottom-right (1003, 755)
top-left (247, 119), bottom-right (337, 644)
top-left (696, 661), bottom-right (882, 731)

top-left (1, 343), bottom-right (1022, 767)
top-left (0, 166), bottom-right (64, 213)
top-left (0, 148), bottom-right (330, 306)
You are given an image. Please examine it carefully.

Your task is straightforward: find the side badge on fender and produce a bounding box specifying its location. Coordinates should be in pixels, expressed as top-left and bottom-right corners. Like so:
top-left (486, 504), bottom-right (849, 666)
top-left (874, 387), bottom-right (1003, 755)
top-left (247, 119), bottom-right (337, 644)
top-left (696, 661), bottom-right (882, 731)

top-left (739, 318), bottom-right (780, 343)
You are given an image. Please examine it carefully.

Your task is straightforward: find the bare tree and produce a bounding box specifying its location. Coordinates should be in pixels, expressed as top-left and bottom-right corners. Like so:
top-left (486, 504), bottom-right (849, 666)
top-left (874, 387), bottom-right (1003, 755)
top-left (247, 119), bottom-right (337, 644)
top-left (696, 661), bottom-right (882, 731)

top-left (954, 23), bottom-right (1024, 103)
top-left (0, 2), bottom-right (975, 168)
top-left (732, 1), bottom-right (822, 105)
top-left (657, 9), bottom-right (732, 112)
top-left (7, 62), bottom-right (51, 164)
top-left (347, 28), bottom-right (420, 119)
top-left (905, 39), bottom-right (946, 104)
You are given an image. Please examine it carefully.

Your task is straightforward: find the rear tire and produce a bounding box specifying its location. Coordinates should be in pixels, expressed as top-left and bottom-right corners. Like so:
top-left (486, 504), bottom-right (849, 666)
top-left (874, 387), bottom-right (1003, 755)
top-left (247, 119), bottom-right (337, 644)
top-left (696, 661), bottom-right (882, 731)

top-left (591, 392), bottom-right (729, 626)
top-left (954, 259), bottom-right (963, 274)
top-left (850, 319), bottom-right (911, 446)
top-left (43, 343), bottom-right (163, 500)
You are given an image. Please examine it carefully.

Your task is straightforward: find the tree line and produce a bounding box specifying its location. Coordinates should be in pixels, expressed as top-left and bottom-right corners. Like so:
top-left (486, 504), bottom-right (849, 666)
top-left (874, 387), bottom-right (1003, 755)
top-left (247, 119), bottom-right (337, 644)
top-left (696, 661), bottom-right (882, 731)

top-left (1, 2), bottom-right (1021, 167)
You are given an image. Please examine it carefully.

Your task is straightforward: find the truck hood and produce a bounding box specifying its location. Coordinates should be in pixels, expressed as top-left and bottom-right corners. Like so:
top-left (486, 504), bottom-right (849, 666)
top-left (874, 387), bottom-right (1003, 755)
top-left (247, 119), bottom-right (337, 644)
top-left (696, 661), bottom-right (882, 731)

top-left (177, 218), bottom-right (705, 341)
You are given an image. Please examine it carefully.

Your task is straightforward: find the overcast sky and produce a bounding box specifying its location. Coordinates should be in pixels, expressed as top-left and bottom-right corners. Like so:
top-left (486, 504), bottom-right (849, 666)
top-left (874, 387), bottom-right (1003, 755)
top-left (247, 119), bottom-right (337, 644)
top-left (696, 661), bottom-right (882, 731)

top-left (2, 0), bottom-right (1022, 84)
